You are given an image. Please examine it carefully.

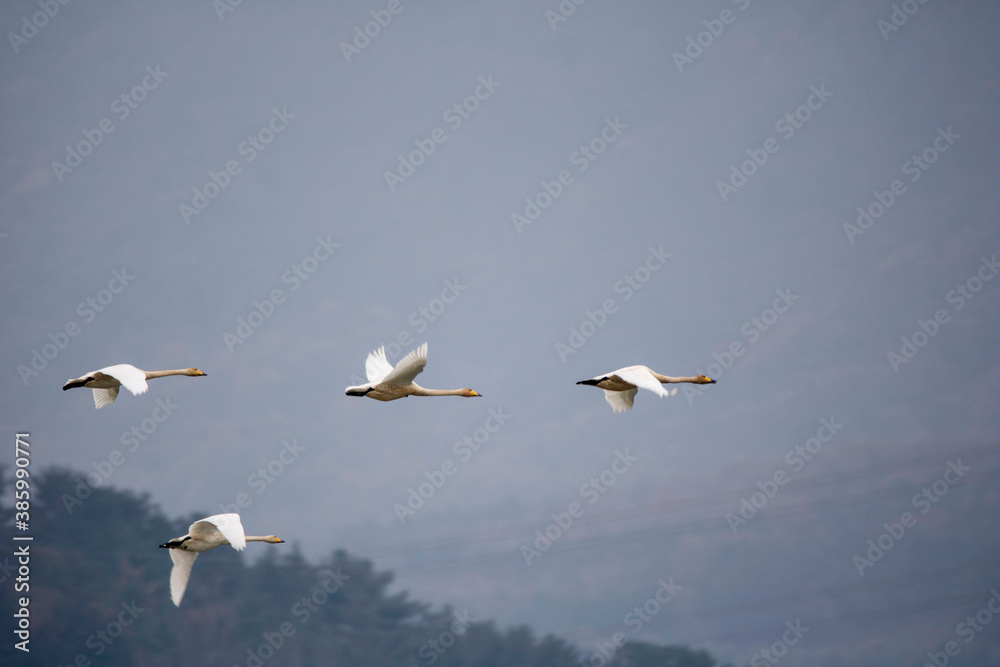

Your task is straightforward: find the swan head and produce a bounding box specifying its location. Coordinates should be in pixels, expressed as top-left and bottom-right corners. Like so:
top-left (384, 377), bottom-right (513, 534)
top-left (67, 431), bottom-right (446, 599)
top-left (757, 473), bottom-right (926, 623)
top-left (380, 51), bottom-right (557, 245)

top-left (261, 536), bottom-right (284, 544)
top-left (462, 389), bottom-right (481, 397)
top-left (186, 368), bottom-right (207, 376)
top-left (695, 375), bottom-right (716, 384)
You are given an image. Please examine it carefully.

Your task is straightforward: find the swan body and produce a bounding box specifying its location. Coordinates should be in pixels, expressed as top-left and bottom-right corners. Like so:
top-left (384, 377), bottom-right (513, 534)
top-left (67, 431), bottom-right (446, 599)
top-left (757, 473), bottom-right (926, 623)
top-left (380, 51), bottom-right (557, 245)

top-left (577, 365), bottom-right (715, 413)
top-left (345, 342), bottom-right (480, 401)
top-left (63, 364), bottom-right (206, 408)
top-left (159, 513), bottom-right (283, 606)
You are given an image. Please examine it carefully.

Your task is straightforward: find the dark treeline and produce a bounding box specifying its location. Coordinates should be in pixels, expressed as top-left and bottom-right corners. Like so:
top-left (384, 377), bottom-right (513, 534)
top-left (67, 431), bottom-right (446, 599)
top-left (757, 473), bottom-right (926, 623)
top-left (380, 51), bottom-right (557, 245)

top-left (0, 468), bottom-right (723, 666)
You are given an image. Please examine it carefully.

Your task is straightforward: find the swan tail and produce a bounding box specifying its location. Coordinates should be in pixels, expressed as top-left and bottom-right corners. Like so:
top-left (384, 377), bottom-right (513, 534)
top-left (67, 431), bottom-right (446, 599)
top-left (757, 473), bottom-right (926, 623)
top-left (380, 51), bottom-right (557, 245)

top-left (63, 377), bottom-right (90, 390)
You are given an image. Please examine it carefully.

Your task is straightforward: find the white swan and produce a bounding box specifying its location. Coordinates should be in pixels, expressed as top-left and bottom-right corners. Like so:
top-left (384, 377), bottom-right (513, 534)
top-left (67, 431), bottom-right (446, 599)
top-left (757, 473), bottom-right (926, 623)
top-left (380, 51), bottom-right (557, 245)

top-left (345, 342), bottom-right (480, 401)
top-left (577, 365), bottom-right (715, 413)
top-left (63, 364), bottom-right (206, 409)
top-left (159, 513), bottom-right (283, 606)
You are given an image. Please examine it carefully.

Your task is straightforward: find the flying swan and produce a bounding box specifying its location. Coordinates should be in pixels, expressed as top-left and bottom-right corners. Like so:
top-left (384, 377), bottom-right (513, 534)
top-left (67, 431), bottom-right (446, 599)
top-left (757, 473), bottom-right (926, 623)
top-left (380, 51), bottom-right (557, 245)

top-left (577, 365), bottom-right (715, 413)
top-left (345, 342), bottom-right (480, 400)
top-left (63, 364), bottom-right (206, 409)
top-left (159, 513), bottom-right (283, 606)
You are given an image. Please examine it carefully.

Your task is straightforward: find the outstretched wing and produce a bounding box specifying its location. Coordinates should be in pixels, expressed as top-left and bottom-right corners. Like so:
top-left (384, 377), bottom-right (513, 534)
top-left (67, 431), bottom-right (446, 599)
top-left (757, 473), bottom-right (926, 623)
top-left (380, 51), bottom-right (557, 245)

top-left (98, 364), bottom-right (149, 396)
top-left (381, 342), bottom-right (428, 386)
top-left (614, 366), bottom-right (672, 398)
top-left (365, 347), bottom-right (395, 384)
top-left (93, 386), bottom-right (120, 409)
top-left (168, 549), bottom-right (198, 606)
top-left (195, 513), bottom-right (246, 551)
top-left (604, 388), bottom-right (638, 413)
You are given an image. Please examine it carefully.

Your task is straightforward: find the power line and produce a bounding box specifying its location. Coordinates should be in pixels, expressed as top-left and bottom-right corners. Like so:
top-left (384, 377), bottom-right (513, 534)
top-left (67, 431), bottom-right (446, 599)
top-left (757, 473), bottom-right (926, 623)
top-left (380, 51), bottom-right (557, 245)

top-left (376, 470), bottom-right (1000, 577)
top-left (353, 442), bottom-right (1000, 565)
top-left (562, 557), bottom-right (1000, 640)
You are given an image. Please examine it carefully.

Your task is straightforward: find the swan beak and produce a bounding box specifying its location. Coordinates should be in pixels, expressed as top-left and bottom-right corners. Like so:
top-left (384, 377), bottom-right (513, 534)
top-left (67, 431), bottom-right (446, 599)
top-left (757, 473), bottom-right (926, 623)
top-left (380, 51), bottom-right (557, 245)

top-left (198, 371), bottom-right (207, 376)
top-left (276, 538), bottom-right (284, 543)
top-left (471, 391), bottom-right (481, 397)
top-left (707, 378), bottom-right (717, 384)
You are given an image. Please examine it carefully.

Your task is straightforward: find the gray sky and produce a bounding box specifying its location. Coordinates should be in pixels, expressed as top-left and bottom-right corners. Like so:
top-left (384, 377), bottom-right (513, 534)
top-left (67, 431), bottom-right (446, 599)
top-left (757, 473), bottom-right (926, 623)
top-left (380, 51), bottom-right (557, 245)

top-left (3, 1), bottom-right (1000, 664)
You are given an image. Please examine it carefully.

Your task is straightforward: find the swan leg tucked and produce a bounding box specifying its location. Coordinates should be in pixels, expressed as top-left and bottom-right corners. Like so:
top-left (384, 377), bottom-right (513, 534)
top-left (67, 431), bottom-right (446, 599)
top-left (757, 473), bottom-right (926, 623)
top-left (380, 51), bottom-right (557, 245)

top-left (577, 365), bottom-right (714, 412)
top-left (63, 364), bottom-right (206, 409)
top-left (345, 343), bottom-right (480, 401)
top-left (159, 513), bottom-right (282, 606)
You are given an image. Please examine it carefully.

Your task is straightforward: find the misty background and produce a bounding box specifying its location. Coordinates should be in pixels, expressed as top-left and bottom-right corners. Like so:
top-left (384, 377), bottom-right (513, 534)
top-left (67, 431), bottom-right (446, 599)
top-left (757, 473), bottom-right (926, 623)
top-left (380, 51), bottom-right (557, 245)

top-left (2, 1), bottom-right (999, 665)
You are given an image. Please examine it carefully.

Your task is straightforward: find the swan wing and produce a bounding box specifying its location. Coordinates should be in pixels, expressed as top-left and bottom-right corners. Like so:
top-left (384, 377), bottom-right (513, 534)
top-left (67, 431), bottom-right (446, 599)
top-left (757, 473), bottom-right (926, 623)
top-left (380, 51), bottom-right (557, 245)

top-left (196, 513), bottom-right (246, 551)
top-left (168, 549), bottom-right (198, 606)
top-left (98, 364), bottom-right (149, 396)
top-left (93, 386), bottom-right (119, 409)
top-left (381, 342), bottom-right (428, 386)
top-left (604, 388), bottom-right (638, 413)
top-left (614, 366), bottom-right (672, 398)
top-left (365, 347), bottom-right (394, 384)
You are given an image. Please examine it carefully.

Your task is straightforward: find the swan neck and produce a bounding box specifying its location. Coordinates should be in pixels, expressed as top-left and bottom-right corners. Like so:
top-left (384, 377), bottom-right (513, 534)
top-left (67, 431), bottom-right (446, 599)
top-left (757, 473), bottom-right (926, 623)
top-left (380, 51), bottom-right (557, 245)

top-left (144, 369), bottom-right (193, 380)
top-left (410, 386), bottom-right (465, 396)
top-left (654, 374), bottom-right (698, 384)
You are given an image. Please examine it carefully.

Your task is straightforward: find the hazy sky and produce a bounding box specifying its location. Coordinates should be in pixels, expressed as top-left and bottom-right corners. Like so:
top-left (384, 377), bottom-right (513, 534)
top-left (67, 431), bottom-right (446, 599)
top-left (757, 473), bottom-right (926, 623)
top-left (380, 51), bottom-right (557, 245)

top-left (3, 1), bottom-right (999, 665)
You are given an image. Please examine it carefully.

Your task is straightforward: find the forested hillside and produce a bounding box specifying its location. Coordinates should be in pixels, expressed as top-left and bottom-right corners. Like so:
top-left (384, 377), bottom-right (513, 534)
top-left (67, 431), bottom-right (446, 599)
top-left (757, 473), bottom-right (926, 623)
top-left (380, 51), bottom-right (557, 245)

top-left (1, 468), bottom-right (722, 666)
